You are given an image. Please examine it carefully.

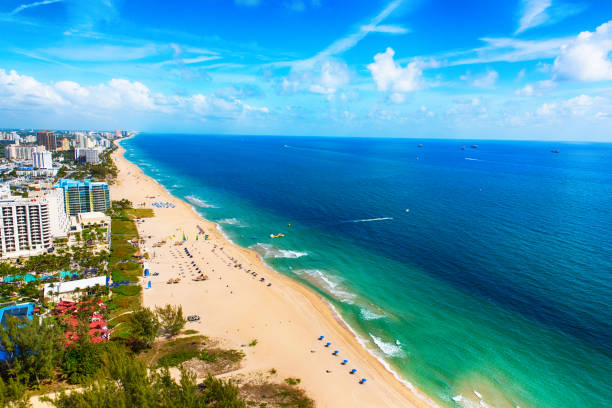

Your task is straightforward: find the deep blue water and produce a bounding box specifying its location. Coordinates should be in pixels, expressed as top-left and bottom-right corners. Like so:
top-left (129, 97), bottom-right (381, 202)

top-left (124, 134), bottom-right (612, 408)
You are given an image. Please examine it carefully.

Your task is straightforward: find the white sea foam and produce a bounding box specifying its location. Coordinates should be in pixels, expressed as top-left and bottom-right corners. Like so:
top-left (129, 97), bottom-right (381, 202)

top-left (217, 218), bottom-right (244, 226)
top-left (370, 334), bottom-right (404, 357)
top-left (360, 307), bottom-right (386, 320)
top-left (294, 269), bottom-right (356, 304)
top-left (347, 217), bottom-right (394, 223)
top-left (326, 304), bottom-right (438, 407)
top-left (249, 243), bottom-right (308, 259)
top-left (186, 195), bottom-right (217, 208)
top-left (464, 157), bottom-right (482, 161)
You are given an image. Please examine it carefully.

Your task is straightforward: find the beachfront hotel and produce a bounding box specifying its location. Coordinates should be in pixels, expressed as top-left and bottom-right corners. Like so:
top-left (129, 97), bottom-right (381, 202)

top-left (4, 144), bottom-right (46, 161)
top-left (0, 194), bottom-right (56, 258)
top-left (57, 179), bottom-right (110, 216)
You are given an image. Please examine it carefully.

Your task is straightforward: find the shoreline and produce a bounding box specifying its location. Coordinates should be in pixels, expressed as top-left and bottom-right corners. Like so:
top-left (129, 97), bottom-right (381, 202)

top-left (112, 136), bottom-right (439, 408)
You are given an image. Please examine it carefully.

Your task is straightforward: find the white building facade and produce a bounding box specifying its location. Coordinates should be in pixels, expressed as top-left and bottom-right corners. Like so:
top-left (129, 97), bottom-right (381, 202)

top-left (32, 150), bottom-right (53, 169)
top-left (0, 196), bottom-right (52, 258)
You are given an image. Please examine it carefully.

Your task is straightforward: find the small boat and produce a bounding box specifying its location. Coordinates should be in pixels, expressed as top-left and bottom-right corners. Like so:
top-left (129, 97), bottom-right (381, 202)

top-left (405, 208), bottom-right (410, 213)
top-left (461, 146), bottom-right (465, 150)
top-left (417, 144), bottom-right (423, 148)
top-left (470, 145), bottom-right (478, 149)
top-left (270, 233), bottom-right (285, 239)
top-left (551, 149), bottom-right (560, 153)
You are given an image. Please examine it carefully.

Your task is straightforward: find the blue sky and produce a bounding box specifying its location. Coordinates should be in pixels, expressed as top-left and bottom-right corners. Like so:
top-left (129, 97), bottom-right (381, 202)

top-left (1, 0), bottom-right (612, 140)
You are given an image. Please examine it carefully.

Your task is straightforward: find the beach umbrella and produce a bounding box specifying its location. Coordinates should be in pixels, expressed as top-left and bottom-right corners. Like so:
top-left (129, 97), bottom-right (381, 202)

top-left (318, 335), bottom-right (324, 340)
top-left (332, 350), bottom-right (339, 356)
top-left (325, 342), bottom-right (331, 347)
top-left (359, 378), bottom-right (366, 384)
top-left (342, 360), bottom-right (348, 365)
top-left (147, 281), bottom-right (151, 289)
top-left (350, 369), bottom-right (357, 374)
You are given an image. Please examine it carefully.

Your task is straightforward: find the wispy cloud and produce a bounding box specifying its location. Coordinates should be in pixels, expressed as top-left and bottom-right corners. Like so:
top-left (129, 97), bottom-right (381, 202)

top-left (362, 24), bottom-right (410, 34)
top-left (10, 0), bottom-right (61, 16)
top-left (516, 0), bottom-right (551, 34)
top-left (317, 0), bottom-right (406, 59)
top-left (515, 0), bottom-right (586, 34)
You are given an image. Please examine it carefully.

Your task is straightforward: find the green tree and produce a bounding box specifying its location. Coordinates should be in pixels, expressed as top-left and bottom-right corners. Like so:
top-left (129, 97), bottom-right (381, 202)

top-left (61, 342), bottom-right (102, 385)
top-left (128, 307), bottom-right (160, 351)
top-left (0, 316), bottom-right (62, 386)
top-left (155, 304), bottom-right (186, 338)
top-left (0, 376), bottom-right (29, 408)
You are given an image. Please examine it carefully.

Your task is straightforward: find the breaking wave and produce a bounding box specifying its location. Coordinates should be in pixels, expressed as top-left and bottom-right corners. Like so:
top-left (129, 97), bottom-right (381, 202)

top-left (249, 243), bottom-right (308, 259)
top-left (186, 195), bottom-right (217, 208)
top-left (217, 218), bottom-right (244, 226)
top-left (370, 334), bottom-right (404, 357)
top-left (294, 269), bottom-right (356, 304)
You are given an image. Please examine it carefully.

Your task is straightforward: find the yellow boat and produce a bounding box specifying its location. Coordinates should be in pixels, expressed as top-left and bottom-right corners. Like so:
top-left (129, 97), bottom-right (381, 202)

top-left (270, 233), bottom-right (285, 238)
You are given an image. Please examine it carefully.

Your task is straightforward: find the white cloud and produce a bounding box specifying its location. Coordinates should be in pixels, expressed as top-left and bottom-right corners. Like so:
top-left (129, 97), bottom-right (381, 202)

top-left (0, 68), bottom-right (269, 121)
top-left (448, 36), bottom-right (568, 66)
top-left (10, 0), bottom-right (61, 15)
top-left (460, 69), bottom-right (498, 88)
top-left (367, 48), bottom-right (424, 100)
top-left (515, 0), bottom-right (585, 34)
top-left (536, 94), bottom-right (608, 117)
top-left (362, 24), bottom-right (410, 34)
top-left (308, 60), bottom-right (349, 94)
top-left (553, 20), bottom-right (612, 81)
top-left (516, 0), bottom-right (551, 34)
top-left (515, 79), bottom-right (555, 96)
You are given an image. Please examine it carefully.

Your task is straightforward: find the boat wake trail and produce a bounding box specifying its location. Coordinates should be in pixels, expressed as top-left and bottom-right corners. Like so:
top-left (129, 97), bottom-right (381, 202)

top-left (345, 217), bottom-right (394, 223)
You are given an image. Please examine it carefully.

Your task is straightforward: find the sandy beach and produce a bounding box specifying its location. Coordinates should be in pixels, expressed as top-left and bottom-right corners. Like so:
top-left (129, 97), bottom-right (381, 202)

top-left (110, 139), bottom-right (438, 408)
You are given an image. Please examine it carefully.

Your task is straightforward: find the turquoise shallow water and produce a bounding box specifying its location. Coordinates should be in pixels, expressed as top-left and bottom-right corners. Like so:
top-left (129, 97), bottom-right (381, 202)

top-left (123, 134), bottom-right (612, 408)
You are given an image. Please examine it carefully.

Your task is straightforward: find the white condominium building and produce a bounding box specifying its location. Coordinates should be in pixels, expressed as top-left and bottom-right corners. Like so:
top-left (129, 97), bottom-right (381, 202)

top-left (0, 189), bottom-right (70, 258)
top-left (0, 196), bottom-right (52, 258)
top-left (5, 145), bottom-right (45, 161)
top-left (33, 150), bottom-right (53, 169)
top-left (75, 147), bottom-right (103, 164)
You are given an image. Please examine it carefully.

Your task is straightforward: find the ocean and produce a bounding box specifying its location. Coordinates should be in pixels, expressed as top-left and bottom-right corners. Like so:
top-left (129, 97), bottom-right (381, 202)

top-left (123, 134), bottom-right (612, 408)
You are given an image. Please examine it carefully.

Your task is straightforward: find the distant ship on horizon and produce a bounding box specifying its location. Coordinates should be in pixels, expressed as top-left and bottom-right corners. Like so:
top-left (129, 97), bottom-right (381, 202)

top-left (470, 144), bottom-right (478, 149)
top-left (551, 150), bottom-right (560, 153)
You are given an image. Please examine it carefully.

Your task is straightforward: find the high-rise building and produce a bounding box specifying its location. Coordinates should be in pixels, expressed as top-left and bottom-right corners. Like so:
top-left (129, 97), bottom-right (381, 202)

top-left (33, 151), bottom-right (53, 169)
top-left (0, 196), bottom-right (52, 258)
top-left (56, 179), bottom-right (110, 216)
top-left (115, 129), bottom-right (121, 138)
top-left (74, 147), bottom-right (103, 164)
top-left (60, 138), bottom-right (70, 151)
top-left (29, 189), bottom-right (70, 238)
top-left (5, 145), bottom-right (45, 161)
top-left (37, 130), bottom-right (57, 152)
